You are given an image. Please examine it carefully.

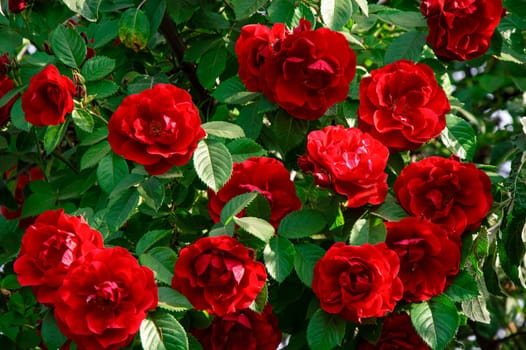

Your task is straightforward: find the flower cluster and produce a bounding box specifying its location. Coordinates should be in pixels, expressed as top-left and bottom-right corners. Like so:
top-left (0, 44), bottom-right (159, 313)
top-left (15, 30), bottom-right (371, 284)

top-left (14, 209), bottom-right (158, 350)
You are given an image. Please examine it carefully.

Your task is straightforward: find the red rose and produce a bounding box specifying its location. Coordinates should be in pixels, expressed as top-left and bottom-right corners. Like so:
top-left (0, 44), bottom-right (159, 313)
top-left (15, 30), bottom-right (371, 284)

top-left (298, 126), bottom-right (389, 207)
top-left (358, 313), bottom-right (430, 350)
top-left (208, 157), bottom-right (301, 228)
top-left (21, 64), bottom-right (75, 126)
top-left (108, 84), bottom-right (206, 175)
top-left (394, 156), bottom-right (493, 237)
top-left (8, 0), bottom-right (30, 12)
top-left (261, 20), bottom-right (357, 120)
top-left (54, 247), bottom-right (158, 350)
top-left (235, 23), bottom-right (286, 92)
top-left (193, 305), bottom-right (281, 350)
top-left (13, 209), bottom-right (104, 305)
top-left (172, 235), bottom-right (267, 316)
top-left (358, 60), bottom-right (449, 152)
top-left (420, 0), bottom-right (503, 61)
top-left (312, 242), bottom-right (403, 322)
top-left (0, 76), bottom-right (17, 126)
top-left (385, 217), bottom-right (460, 302)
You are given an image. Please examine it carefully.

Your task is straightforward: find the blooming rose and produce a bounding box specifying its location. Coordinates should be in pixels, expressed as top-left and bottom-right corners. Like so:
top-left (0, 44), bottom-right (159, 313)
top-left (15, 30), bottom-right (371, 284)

top-left (261, 19), bottom-right (357, 120)
top-left (8, 0), bottom-right (30, 12)
top-left (54, 247), bottom-right (158, 350)
top-left (13, 209), bottom-right (104, 304)
top-left (358, 313), bottom-right (431, 350)
top-left (0, 75), bottom-right (17, 126)
top-left (385, 217), bottom-right (460, 302)
top-left (235, 23), bottom-right (286, 92)
top-left (420, 0), bottom-right (504, 61)
top-left (21, 64), bottom-right (75, 126)
top-left (172, 235), bottom-right (267, 316)
top-left (193, 305), bottom-right (281, 350)
top-left (108, 84), bottom-right (206, 175)
top-left (208, 157), bottom-right (301, 228)
top-left (394, 156), bottom-right (493, 237)
top-left (312, 242), bottom-right (403, 322)
top-left (298, 125), bottom-right (389, 207)
top-left (358, 60), bottom-right (449, 152)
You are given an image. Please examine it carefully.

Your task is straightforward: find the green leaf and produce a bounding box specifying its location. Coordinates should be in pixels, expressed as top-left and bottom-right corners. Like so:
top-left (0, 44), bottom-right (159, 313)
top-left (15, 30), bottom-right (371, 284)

top-left (106, 188), bottom-right (139, 231)
top-left (136, 230), bottom-right (172, 255)
top-left (212, 76), bottom-right (259, 104)
top-left (97, 153), bottom-right (129, 194)
top-left (43, 121), bottom-right (69, 155)
top-left (80, 126), bottom-right (109, 146)
top-left (307, 309), bottom-right (346, 350)
top-left (50, 26), bottom-right (87, 68)
top-left (440, 114), bottom-right (477, 161)
top-left (278, 209), bottom-right (327, 239)
top-left (246, 193), bottom-right (271, 221)
top-left (0, 85), bottom-right (23, 108)
top-left (375, 9), bottom-right (426, 29)
top-left (41, 309), bottom-right (68, 350)
top-left (321, 0), bottom-right (353, 30)
top-left (270, 111), bottom-right (309, 152)
top-left (21, 193), bottom-right (57, 218)
top-left (444, 271), bottom-right (479, 302)
top-left (461, 294), bottom-right (491, 324)
top-left (384, 31), bottom-right (427, 64)
top-left (294, 244), bottom-right (326, 287)
top-left (86, 80), bottom-right (120, 99)
top-left (202, 121), bottom-right (246, 139)
top-left (80, 140), bottom-right (111, 170)
top-left (61, 0), bottom-right (102, 21)
top-left (157, 286), bottom-right (193, 312)
top-left (227, 138), bottom-right (266, 162)
top-left (144, 0), bottom-right (167, 35)
top-left (196, 45), bottom-right (228, 89)
top-left (140, 311), bottom-right (189, 350)
top-left (370, 193), bottom-right (408, 221)
top-left (139, 250), bottom-right (175, 285)
top-left (139, 177), bottom-right (165, 211)
top-left (237, 103), bottom-right (264, 139)
top-left (264, 236), bottom-right (295, 283)
top-left (193, 139), bottom-right (233, 192)
top-left (81, 56), bottom-right (116, 82)
top-left (220, 192), bottom-right (259, 224)
top-left (233, 216), bottom-right (275, 243)
top-left (268, 0), bottom-right (296, 26)
top-left (353, 0), bottom-right (368, 16)
top-left (10, 98), bottom-right (30, 131)
top-left (410, 295), bottom-right (460, 350)
top-left (349, 216), bottom-right (386, 245)
top-left (72, 109), bottom-right (94, 133)
top-left (119, 8), bottom-right (151, 51)
top-left (229, 0), bottom-right (268, 18)
top-left (250, 283), bottom-right (268, 314)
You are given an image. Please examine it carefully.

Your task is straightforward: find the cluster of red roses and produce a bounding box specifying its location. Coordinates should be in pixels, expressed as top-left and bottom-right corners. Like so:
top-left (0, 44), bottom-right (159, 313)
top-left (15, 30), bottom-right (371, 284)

top-left (14, 209), bottom-right (158, 350)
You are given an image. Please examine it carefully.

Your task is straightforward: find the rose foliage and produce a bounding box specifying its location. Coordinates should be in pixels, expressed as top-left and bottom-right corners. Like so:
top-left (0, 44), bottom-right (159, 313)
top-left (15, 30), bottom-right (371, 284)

top-left (0, 0), bottom-right (526, 350)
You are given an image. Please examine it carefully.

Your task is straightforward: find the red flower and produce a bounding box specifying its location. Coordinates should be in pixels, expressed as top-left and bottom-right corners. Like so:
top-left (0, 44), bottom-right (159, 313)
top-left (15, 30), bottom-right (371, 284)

top-left (235, 23), bottom-right (286, 92)
top-left (54, 247), bottom-right (158, 350)
top-left (21, 65), bottom-right (75, 126)
top-left (298, 125), bottom-right (389, 207)
top-left (172, 235), bottom-right (267, 316)
top-left (312, 242), bottom-right (403, 322)
top-left (420, 0), bottom-right (503, 61)
top-left (13, 209), bottom-right (104, 305)
top-left (0, 76), bottom-right (17, 126)
top-left (385, 217), bottom-right (460, 302)
top-left (358, 60), bottom-right (449, 152)
top-left (108, 84), bottom-right (206, 175)
top-left (394, 156), bottom-right (493, 237)
top-left (358, 313), bottom-right (431, 350)
top-left (8, 0), bottom-right (30, 12)
top-left (208, 157), bottom-right (301, 228)
top-left (193, 305), bottom-right (281, 350)
top-left (260, 19), bottom-right (357, 120)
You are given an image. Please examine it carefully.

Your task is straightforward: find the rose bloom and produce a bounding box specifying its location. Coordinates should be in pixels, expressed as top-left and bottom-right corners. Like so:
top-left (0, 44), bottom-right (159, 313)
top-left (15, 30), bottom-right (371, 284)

top-left (8, 0), bottom-right (30, 12)
top-left (358, 313), bottom-right (431, 350)
top-left (108, 84), bottom-right (206, 175)
top-left (208, 156), bottom-right (301, 228)
top-left (21, 64), bottom-right (75, 126)
top-left (13, 209), bottom-right (104, 305)
top-left (358, 60), bottom-right (449, 152)
top-left (261, 19), bottom-right (357, 120)
top-left (235, 23), bottom-right (286, 92)
top-left (394, 156), bottom-right (493, 237)
top-left (298, 125), bottom-right (389, 207)
top-left (312, 242), bottom-right (403, 322)
top-left (54, 247), bottom-right (158, 350)
top-left (172, 235), bottom-right (267, 316)
top-left (385, 217), bottom-right (460, 302)
top-left (420, 0), bottom-right (503, 61)
top-left (193, 305), bottom-right (281, 350)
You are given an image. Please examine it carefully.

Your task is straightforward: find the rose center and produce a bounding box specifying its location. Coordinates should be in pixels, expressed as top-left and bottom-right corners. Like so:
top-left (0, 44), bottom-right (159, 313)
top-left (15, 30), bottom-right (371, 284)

top-left (39, 232), bottom-right (78, 269)
top-left (340, 263), bottom-right (372, 295)
top-left (46, 85), bottom-right (61, 105)
top-left (86, 280), bottom-right (123, 310)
